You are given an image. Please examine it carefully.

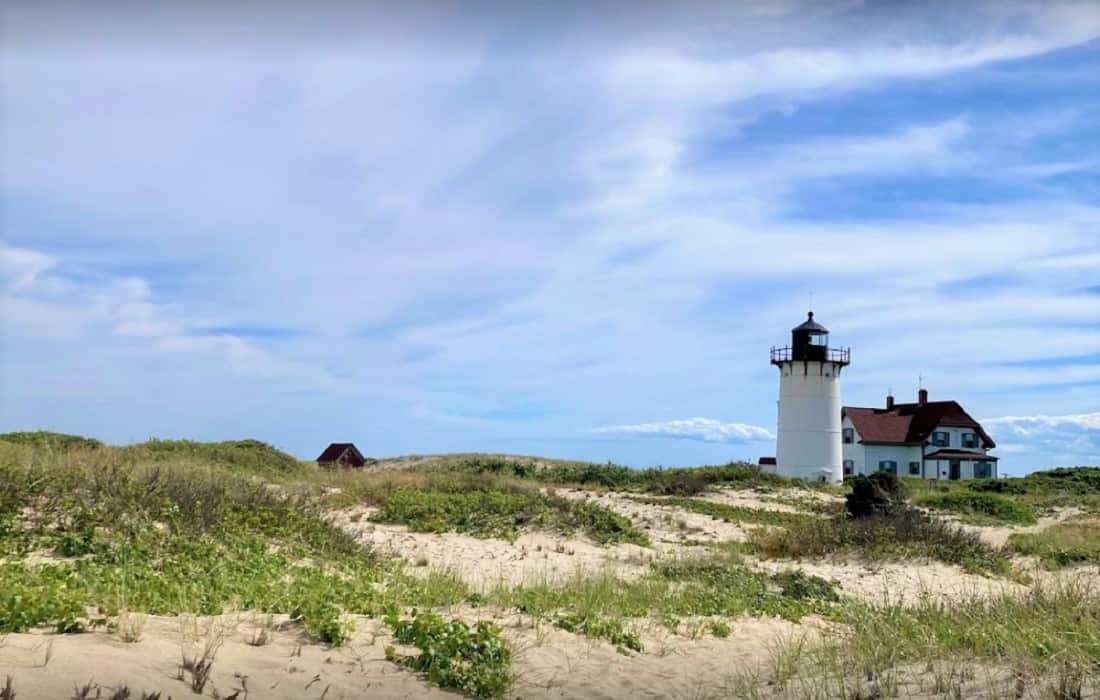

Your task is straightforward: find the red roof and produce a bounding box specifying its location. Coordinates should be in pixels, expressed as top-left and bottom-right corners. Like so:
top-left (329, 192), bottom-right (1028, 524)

top-left (844, 399), bottom-right (995, 448)
top-left (316, 442), bottom-right (367, 465)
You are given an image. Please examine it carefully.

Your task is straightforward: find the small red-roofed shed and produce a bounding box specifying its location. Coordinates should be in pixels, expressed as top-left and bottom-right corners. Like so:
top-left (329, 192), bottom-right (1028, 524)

top-left (316, 442), bottom-right (369, 468)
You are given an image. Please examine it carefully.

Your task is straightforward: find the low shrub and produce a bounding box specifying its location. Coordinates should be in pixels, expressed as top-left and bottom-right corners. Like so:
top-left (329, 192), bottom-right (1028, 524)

top-left (846, 473), bottom-right (905, 518)
top-left (385, 611), bottom-right (512, 698)
top-left (917, 491), bottom-right (1036, 525)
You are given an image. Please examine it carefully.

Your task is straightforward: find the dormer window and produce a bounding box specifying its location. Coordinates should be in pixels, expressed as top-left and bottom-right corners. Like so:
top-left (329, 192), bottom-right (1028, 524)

top-left (961, 433), bottom-right (978, 449)
top-left (932, 431), bottom-right (950, 447)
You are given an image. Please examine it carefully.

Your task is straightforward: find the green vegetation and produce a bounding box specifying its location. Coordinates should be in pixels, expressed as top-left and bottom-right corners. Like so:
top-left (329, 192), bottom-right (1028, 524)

top-left (446, 455), bottom-right (795, 494)
top-left (386, 612), bottom-right (512, 698)
top-left (0, 442), bottom-right (467, 640)
top-left (846, 473), bottom-right (906, 518)
top-left (742, 581), bottom-right (1100, 698)
top-left (370, 487), bottom-right (649, 545)
top-left (626, 495), bottom-right (815, 528)
top-left (123, 438), bottom-right (305, 475)
top-left (917, 491), bottom-right (1036, 525)
top-left (900, 467), bottom-right (1100, 522)
top-left (747, 505), bottom-right (1012, 575)
top-left (492, 554), bottom-right (840, 652)
top-left (0, 430), bottom-right (104, 450)
top-left (1007, 519), bottom-right (1100, 568)
top-left (554, 613), bottom-right (643, 654)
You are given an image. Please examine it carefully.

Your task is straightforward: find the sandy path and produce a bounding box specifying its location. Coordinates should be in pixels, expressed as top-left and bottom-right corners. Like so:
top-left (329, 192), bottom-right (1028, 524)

top-left (328, 506), bottom-right (654, 588)
top-left (552, 489), bottom-right (754, 546)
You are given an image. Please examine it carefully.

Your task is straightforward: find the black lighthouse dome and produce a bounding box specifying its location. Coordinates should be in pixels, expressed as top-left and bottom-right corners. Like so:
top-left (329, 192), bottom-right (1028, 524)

top-left (770, 311), bottom-right (850, 366)
top-left (792, 311), bottom-right (828, 335)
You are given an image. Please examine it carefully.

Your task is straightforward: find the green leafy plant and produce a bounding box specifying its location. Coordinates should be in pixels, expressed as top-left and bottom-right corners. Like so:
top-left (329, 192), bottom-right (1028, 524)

top-left (553, 613), bottom-right (642, 654)
top-left (385, 611), bottom-right (512, 698)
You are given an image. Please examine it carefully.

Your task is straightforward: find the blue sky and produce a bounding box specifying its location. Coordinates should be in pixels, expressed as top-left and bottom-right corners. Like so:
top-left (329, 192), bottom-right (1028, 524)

top-left (2, 1), bottom-right (1098, 475)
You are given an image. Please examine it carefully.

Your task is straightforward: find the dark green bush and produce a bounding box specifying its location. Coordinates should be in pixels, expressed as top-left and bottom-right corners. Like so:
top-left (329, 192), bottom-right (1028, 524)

top-left (846, 473), bottom-right (906, 518)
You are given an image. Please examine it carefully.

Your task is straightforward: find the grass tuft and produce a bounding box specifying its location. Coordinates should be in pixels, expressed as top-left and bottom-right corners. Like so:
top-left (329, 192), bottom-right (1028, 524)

top-left (1007, 519), bottom-right (1100, 568)
top-left (916, 491), bottom-right (1036, 525)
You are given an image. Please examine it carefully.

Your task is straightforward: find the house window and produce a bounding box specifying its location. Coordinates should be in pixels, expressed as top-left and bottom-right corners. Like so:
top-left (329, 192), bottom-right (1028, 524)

top-left (932, 431), bottom-right (950, 447)
top-left (974, 461), bottom-right (992, 479)
top-left (843, 460), bottom-right (854, 475)
top-left (842, 428), bottom-right (854, 444)
top-left (878, 460), bottom-right (897, 474)
top-left (961, 432), bottom-right (978, 449)
top-left (909, 461), bottom-right (921, 476)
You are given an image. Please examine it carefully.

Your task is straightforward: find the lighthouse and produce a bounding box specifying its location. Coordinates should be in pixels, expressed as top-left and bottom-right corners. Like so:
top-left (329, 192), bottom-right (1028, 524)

top-left (769, 312), bottom-right (851, 483)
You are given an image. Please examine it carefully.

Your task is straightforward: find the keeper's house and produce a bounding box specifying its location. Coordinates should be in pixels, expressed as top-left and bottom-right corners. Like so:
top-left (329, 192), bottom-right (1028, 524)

top-left (842, 389), bottom-right (997, 481)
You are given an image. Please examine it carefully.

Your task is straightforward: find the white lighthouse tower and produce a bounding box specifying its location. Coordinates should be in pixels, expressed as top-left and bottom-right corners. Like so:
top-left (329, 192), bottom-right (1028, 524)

top-left (770, 312), bottom-right (850, 483)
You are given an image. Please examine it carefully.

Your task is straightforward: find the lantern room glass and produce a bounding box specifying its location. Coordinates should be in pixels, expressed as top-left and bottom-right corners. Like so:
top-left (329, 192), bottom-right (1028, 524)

top-left (808, 333), bottom-right (828, 346)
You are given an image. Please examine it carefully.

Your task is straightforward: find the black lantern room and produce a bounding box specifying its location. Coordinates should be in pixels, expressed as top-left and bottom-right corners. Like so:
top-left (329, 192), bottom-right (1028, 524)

top-left (770, 312), bottom-right (850, 366)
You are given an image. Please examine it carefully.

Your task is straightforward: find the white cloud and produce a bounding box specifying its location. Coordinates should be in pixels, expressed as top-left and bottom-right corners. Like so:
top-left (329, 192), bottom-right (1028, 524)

top-left (983, 413), bottom-right (1100, 465)
top-left (592, 418), bottom-right (775, 444)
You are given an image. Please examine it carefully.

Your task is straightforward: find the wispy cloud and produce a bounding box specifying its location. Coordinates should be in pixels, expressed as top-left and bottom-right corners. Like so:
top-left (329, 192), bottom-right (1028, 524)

top-left (983, 413), bottom-right (1100, 464)
top-left (591, 419), bottom-right (775, 444)
top-left (2, 2), bottom-right (1099, 466)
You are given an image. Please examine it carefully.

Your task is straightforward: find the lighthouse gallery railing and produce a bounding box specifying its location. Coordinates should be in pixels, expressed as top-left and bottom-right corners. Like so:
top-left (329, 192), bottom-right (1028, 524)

top-left (770, 347), bottom-right (851, 364)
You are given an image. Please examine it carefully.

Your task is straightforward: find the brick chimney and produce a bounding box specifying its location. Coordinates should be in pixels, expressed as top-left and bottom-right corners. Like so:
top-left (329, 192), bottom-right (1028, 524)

top-left (918, 388), bottom-right (928, 406)
top-left (886, 392), bottom-right (895, 410)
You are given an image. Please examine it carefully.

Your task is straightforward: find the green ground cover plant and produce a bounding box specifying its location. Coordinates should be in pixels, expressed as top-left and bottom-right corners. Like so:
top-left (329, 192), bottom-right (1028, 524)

top-left (368, 486), bottom-right (649, 545)
top-left (385, 611), bottom-right (512, 698)
top-left (491, 554), bottom-right (840, 651)
top-left (625, 495), bottom-right (816, 527)
top-left (1006, 519), bottom-right (1100, 568)
top-left (915, 491), bottom-right (1036, 525)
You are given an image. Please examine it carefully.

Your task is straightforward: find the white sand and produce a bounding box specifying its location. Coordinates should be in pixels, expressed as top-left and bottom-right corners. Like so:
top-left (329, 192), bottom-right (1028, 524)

top-left (0, 612), bottom-right (816, 700)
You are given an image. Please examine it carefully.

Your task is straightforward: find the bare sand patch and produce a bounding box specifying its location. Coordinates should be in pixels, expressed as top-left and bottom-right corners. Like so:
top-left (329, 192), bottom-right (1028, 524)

top-left (551, 489), bottom-right (753, 546)
top-left (0, 610), bottom-right (822, 700)
top-left (0, 615), bottom-right (453, 700)
top-left (507, 614), bottom-right (819, 700)
top-left (328, 506), bottom-right (654, 587)
top-left (700, 486), bottom-right (843, 514)
top-left (953, 507), bottom-right (1084, 547)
